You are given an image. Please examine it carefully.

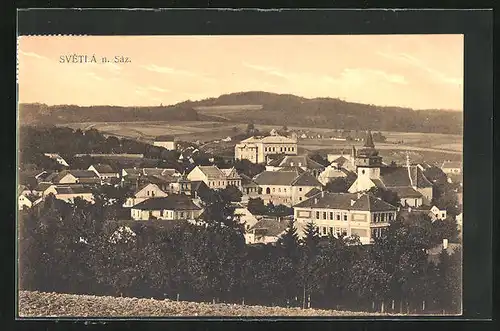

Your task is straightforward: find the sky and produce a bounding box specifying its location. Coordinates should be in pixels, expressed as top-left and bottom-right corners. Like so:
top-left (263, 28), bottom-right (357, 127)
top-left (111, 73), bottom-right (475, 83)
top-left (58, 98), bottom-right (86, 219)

top-left (17, 35), bottom-right (463, 110)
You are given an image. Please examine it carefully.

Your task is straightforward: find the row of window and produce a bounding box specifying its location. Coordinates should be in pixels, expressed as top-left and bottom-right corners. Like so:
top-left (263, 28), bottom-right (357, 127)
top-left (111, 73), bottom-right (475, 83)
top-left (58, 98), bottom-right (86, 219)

top-left (318, 226), bottom-right (348, 236)
top-left (372, 213), bottom-right (394, 223)
top-left (371, 227), bottom-right (385, 238)
top-left (264, 146), bottom-right (295, 153)
top-left (315, 211), bottom-right (348, 221)
top-left (208, 180), bottom-right (241, 187)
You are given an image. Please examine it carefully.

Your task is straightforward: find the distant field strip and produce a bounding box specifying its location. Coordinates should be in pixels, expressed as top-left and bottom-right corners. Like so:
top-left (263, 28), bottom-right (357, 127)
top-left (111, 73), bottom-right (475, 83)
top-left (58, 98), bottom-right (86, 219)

top-left (19, 291), bottom-right (412, 317)
top-left (194, 105), bottom-right (263, 112)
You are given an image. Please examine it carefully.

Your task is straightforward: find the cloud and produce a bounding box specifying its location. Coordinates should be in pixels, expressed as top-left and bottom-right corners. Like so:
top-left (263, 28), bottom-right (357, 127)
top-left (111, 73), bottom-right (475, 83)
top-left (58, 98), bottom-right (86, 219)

top-left (140, 64), bottom-right (198, 77)
top-left (147, 86), bottom-right (170, 93)
top-left (242, 62), bottom-right (291, 79)
top-left (340, 68), bottom-right (408, 85)
top-left (376, 51), bottom-right (462, 86)
top-left (18, 50), bottom-right (48, 60)
top-left (85, 72), bottom-right (103, 81)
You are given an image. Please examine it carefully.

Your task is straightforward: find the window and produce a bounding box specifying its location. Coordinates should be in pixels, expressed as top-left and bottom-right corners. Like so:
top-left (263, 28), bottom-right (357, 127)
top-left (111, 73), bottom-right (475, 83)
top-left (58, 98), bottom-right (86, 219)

top-left (284, 188), bottom-right (287, 192)
top-left (415, 199), bottom-right (418, 205)
top-left (329, 227), bottom-right (333, 234)
top-left (280, 147), bottom-right (283, 152)
top-left (273, 188), bottom-right (276, 192)
top-left (322, 227), bottom-right (327, 235)
top-left (160, 210), bottom-right (164, 217)
top-left (299, 188), bottom-right (303, 192)
top-left (316, 211), bottom-right (320, 219)
top-left (329, 212), bottom-right (333, 220)
top-left (441, 213), bottom-right (445, 218)
top-left (292, 147), bottom-right (295, 152)
top-left (435, 213), bottom-right (438, 218)
top-left (323, 212), bottom-right (327, 219)
top-left (180, 212), bottom-right (184, 218)
top-left (381, 213), bottom-right (385, 222)
top-left (343, 214), bottom-right (348, 221)
top-left (299, 197), bottom-right (302, 201)
top-left (342, 228), bottom-right (347, 235)
top-left (279, 188), bottom-right (281, 192)
top-left (337, 214), bottom-right (341, 220)
top-left (388, 213), bottom-right (393, 221)
top-left (362, 169), bottom-right (365, 175)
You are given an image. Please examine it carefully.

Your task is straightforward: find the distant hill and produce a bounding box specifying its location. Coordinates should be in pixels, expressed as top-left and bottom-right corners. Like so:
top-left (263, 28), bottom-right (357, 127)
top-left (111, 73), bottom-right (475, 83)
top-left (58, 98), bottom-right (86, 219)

top-left (177, 92), bottom-right (463, 134)
top-left (19, 92), bottom-right (463, 134)
top-left (18, 103), bottom-right (200, 125)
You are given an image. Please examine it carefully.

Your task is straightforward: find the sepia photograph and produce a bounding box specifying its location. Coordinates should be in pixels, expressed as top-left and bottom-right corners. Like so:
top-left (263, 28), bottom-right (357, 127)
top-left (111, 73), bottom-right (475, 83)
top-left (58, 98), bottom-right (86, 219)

top-left (17, 33), bottom-right (464, 318)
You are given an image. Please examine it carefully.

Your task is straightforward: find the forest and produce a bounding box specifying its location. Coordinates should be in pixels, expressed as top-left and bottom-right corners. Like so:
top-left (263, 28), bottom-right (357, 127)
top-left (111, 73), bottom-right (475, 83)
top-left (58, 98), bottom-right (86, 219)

top-left (18, 184), bottom-right (461, 314)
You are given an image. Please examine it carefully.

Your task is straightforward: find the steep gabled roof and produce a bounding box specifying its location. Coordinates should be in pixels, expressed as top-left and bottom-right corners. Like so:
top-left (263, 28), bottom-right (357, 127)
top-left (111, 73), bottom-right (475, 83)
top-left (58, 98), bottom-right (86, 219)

top-left (291, 171), bottom-right (323, 187)
top-left (379, 167), bottom-right (412, 187)
top-left (133, 194), bottom-right (201, 211)
top-left (70, 170), bottom-right (100, 179)
top-left (269, 155), bottom-right (324, 169)
top-left (197, 165), bottom-right (226, 179)
top-left (90, 164), bottom-right (115, 173)
top-left (305, 187), bottom-right (322, 198)
top-left (240, 173), bottom-right (259, 186)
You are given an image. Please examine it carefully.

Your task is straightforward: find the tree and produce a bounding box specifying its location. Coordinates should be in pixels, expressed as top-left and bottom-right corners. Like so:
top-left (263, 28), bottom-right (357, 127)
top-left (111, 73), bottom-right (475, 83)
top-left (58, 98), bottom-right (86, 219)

top-left (247, 198), bottom-right (267, 215)
top-left (234, 159), bottom-right (266, 177)
top-left (277, 220), bottom-right (301, 260)
top-left (325, 174), bottom-right (356, 193)
top-left (309, 153), bottom-right (329, 167)
top-left (219, 185), bottom-right (243, 203)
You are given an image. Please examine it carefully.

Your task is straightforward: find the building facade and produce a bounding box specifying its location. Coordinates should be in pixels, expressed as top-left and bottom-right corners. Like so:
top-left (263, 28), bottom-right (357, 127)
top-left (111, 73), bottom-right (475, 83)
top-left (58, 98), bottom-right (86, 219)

top-left (294, 191), bottom-right (398, 245)
top-left (187, 165), bottom-right (242, 190)
top-left (130, 195), bottom-right (202, 221)
top-left (235, 135), bottom-right (298, 164)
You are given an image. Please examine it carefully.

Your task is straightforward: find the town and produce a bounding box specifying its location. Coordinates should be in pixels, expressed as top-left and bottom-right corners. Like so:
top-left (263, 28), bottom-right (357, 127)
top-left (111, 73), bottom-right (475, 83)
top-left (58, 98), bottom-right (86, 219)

top-left (19, 127), bottom-right (463, 246)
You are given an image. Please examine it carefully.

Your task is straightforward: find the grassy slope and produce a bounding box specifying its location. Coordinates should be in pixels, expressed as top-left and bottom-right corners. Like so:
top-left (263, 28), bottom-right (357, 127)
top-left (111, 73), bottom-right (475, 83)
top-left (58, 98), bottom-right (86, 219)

top-left (19, 291), bottom-right (406, 317)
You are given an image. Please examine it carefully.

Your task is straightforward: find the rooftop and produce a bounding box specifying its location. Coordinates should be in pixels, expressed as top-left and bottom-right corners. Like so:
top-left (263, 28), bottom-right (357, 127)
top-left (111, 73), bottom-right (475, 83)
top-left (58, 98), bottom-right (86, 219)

top-left (268, 155), bottom-right (325, 169)
top-left (133, 194), bottom-right (202, 211)
top-left (241, 135), bottom-right (297, 144)
top-left (90, 164), bottom-right (116, 173)
top-left (441, 161), bottom-right (462, 169)
top-left (248, 219), bottom-right (289, 237)
top-left (295, 192), bottom-right (397, 212)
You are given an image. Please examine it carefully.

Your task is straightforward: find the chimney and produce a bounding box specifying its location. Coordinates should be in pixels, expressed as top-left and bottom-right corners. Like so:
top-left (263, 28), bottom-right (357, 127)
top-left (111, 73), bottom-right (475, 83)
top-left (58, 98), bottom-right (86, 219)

top-left (350, 199), bottom-right (355, 206)
top-left (408, 207), bottom-right (412, 213)
top-left (314, 198), bottom-right (318, 204)
top-left (443, 238), bottom-right (448, 250)
top-left (321, 191), bottom-right (325, 198)
top-left (290, 162), bottom-right (294, 166)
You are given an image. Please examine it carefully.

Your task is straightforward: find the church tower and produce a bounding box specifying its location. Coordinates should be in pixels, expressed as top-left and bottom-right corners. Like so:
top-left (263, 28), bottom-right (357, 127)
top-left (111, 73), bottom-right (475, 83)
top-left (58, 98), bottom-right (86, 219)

top-left (355, 130), bottom-right (382, 180)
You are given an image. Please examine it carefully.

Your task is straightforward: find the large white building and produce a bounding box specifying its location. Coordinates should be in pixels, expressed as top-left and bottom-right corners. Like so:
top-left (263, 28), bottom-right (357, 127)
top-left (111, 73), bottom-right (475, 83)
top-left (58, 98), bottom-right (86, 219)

top-left (153, 135), bottom-right (177, 151)
top-left (130, 194), bottom-right (202, 221)
top-left (235, 135), bottom-right (298, 164)
top-left (293, 191), bottom-right (398, 245)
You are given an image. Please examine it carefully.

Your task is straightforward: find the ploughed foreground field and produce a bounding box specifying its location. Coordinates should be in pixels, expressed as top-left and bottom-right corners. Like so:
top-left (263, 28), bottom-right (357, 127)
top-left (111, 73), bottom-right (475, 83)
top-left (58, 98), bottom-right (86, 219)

top-left (19, 291), bottom-right (406, 317)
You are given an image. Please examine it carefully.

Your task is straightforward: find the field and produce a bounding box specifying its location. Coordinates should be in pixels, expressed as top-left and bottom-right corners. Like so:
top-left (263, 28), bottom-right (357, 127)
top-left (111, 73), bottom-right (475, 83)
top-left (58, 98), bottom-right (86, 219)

top-left (60, 120), bottom-right (462, 164)
top-left (18, 291), bottom-right (422, 317)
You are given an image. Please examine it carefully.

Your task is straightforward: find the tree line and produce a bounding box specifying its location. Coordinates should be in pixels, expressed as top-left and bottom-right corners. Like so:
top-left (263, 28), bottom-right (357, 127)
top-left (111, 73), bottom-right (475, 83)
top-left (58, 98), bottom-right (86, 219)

top-left (19, 185), bottom-right (461, 314)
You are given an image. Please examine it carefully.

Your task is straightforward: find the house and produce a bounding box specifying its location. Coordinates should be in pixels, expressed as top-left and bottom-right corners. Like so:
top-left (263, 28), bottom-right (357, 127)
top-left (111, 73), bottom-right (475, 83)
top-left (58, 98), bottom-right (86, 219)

top-left (121, 167), bottom-right (180, 182)
top-left (123, 183), bottom-right (168, 208)
top-left (187, 165), bottom-right (242, 190)
top-left (153, 135), bottom-right (177, 151)
top-left (266, 155), bottom-right (325, 178)
top-left (235, 135), bottom-right (298, 164)
top-left (253, 167), bottom-right (323, 206)
top-left (240, 173), bottom-right (261, 199)
top-left (244, 219), bottom-right (289, 245)
top-left (42, 170), bottom-right (101, 186)
top-left (441, 161), bottom-right (462, 175)
top-left (234, 207), bottom-right (259, 231)
top-left (294, 191), bottom-right (397, 245)
top-left (348, 131), bottom-right (433, 207)
top-left (18, 192), bottom-right (42, 210)
top-left (88, 164), bottom-right (119, 179)
top-left (44, 153), bottom-right (69, 167)
top-left (410, 205), bottom-right (448, 222)
top-left (130, 194), bottom-right (203, 221)
top-left (44, 185), bottom-right (94, 204)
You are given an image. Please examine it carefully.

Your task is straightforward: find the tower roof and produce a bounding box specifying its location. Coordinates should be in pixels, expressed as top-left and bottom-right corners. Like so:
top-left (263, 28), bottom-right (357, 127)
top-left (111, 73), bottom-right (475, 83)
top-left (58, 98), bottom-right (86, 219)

top-left (364, 130), bottom-right (375, 148)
